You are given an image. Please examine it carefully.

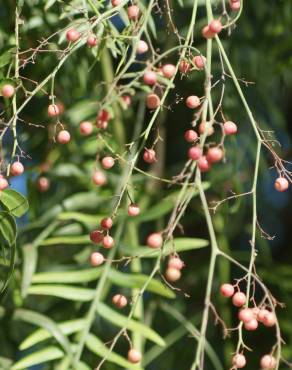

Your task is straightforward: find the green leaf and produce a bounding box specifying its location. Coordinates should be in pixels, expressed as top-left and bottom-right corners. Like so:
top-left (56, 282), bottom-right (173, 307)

top-left (0, 46), bottom-right (15, 68)
top-left (44, 0), bottom-right (57, 10)
top-left (57, 212), bottom-right (103, 226)
top-left (32, 268), bottom-right (102, 284)
top-left (20, 318), bottom-right (85, 350)
top-left (27, 285), bottom-right (95, 301)
top-left (0, 189), bottom-right (28, 217)
top-left (0, 211), bottom-right (16, 245)
top-left (40, 235), bottom-right (90, 246)
top-left (86, 333), bottom-right (143, 370)
top-left (11, 346), bottom-right (64, 370)
top-left (21, 244), bottom-right (38, 298)
top-left (96, 302), bottom-right (165, 346)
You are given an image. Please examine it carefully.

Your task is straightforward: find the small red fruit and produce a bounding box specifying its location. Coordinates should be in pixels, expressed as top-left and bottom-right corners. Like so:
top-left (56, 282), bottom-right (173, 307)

top-left (1, 84), bottom-right (15, 98)
top-left (260, 355), bottom-right (276, 369)
top-left (184, 130), bottom-right (198, 142)
top-left (112, 294), bottom-right (128, 308)
top-left (232, 292), bottom-right (246, 307)
top-left (162, 64), bottom-right (176, 79)
top-left (57, 130), bottom-right (70, 144)
top-left (230, 1), bottom-right (241, 10)
top-left (66, 28), bottom-right (80, 42)
top-left (127, 5), bottom-right (140, 20)
top-left (111, 0), bottom-right (122, 5)
top-left (193, 55), bottom-right (206, 70)
top-left (147, 233), bottom-right (163, 249)
top-left (223, 121), bottom-right (238, 135)
top-left (197, 156), bottom-right (211, 172)
top-left (257, 309), bottom-right (270, 322)
top-left (165, 267), bottom-right (181, 282)
top-left (188, 146), bottom-right (202, 161)
top-left (101, 156), bottom-right (115, 170)
top-left (274, 177), bottom-right (289, 192)
top-left (143, 149), bottom-right (156, 163)
top-left (87, 36), bottom-right (97, 47)
top-left (79, 121), bottom-right (93, 136)
top-left (92, 170), bottom-right (107, 186)
top-left (179, 60), bottom-right (191, 74)
top-left (199, 121), bottom-right (214, 136)
top-left (102, 235), bottom-right (114, 249)
top-left (90, 252), bottom-right (104, 266)
top-left (37, 177), bottom-right (50, 192)
top-left (220, 283), bottom-right (234, 298)
top-left (146, 94), bottom-right (160, 109)
top-left (143, 71), bottom-right (157, 86)
top-left (186, 95), bottom-right (201, 109)
top-left (100, 217), bottom-right (113, 230)
top-left (128, 349), bottom-right (142, 364)
top-left (90, 230), bottom-right (104, 244)
top-left (0, 177), bottom-right (9, 190)
top-left (206, 147), bottom-right (223, 163)
top-left (136, 40), bottom-right (148, 54)
top-left (209, 20), bottom-right (222, 34)
top-left (48, 104), bottom-right (60, 117)
top-left (202, 25), bottom-right (215, 39)
top-left (232, 354), bottom-right (246, 369)
top-left (97, 109), bottom-right (110, 123)
top-left (10, 161), bottom-right (24, 176)
top-left (122, 95), bottom-right (131, 107)
top-left (244, 318), bottom-right (258, 331)
top-left (238, 308), bottom-right (254, 323)
top-left (168, 256), bottom-right (184, 270)
top-left (128, 204), bottom-right (140, 217)
top-left (262, 312), bottom-right (276, 327)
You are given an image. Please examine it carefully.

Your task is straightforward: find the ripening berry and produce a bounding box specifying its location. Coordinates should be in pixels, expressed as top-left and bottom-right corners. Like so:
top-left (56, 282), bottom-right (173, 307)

top-left (184, 130), bottom-right (198, 142)
top-left (90, 252), bottom-right (104, 266)
top-left (87, 36), bottom-right (97, 47)
top-left (137, 40), bottom-right (148, 54)
top-left (143, 71), bottom-right (157, 85)
top-left (232, 292), bottom-right (246, 307)
top-left (0, 177), bottom-right (9, 190)
top-left (188, 146), bottom-right (202, 161)
top-left (128, 204), bottom-right (140, 217)
top-left (48, 104), bottom-right (60, 117)
top-left (260, 355), bottom-right (276, 369)
top-left (56, 102), bottom-right (65, 115)
top-left (257, 309), bottom-right (270, 323)
top-left (186, 95), bottom-right (201, 109)
top-left (97, 109), bottom-right (110, 123)
top-left (238, 308), bottom-right (254, 323)
top-left (111, 0), bottom-right (122, 5)
top-left (127, 5), bottom-right (140, 20)
top-left (57, 130), bottom-right (71, 144)
top-left (122, 95), bottom-right (131, 107)
top-left (146, 94), bottom-right (160, 110)
top-left (100, 217), bottom-right (113, 230)
top-left (147, 233), bottom-right (163, 249)
top-left (244, 318), bottom-right (258, 331)
top-left (274, 177), bottom-right (289, 192)
top-left (199, 121), bottom-right (214, 136)
top-left (206, 147), bottom-right (223, 163)
top-left (230, 1), bottom-right (241, 10)
top-left (66, 28), bottom-right (80, 42)
top-left (79, 121), bottom-right (93, 136)
top-left (128, 349), bottom-right (142, 364)
top-left (202, 25), bottom-right (215, 39)
top-left (252, 307), bottom-right (260, 318)
top-left (101, 156), bottom-right (115, 170)
top-left (143, 149), bottom-right (156, 163)
top-left (162, 64), bottom-right (176, 79)
top-left (168, 256), bottom-right (184, 270)
top-left (223, 121), bottom-right (237, 135)
top-left (90, 229), bottom-right (104, 244)
top-left (92, 170), bottom-right (107, 186)
top-left (1, 84), bottom-right (15, 98)
top-left (220, 283), bottom-right (235, 298)
top-left (232, 354), bottom-right (246, 369)
top-left (262, 312), bottom-right (276, 327)
top-left (193, 55), bottom-right (206, 70)
top-left (37, 177), bottom-right (50, 192)
top-left (112, 294), bottom-right (128, 308)
top-left (197, 156), bottom-right (211, 172)
top-left (209, 20), bottom-right (223, 34)
top-left (11, 161), bottom-right (24, 176)
top-left (165, 267), bottom-right (181, 282)
top-left (179, 60), bottom-right (191, 74)
top-left (102, 235), bottom-right (115, 249)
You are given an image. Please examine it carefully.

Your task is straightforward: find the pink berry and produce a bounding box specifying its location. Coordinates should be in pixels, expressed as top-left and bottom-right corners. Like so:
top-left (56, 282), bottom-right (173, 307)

top-left (102, 235), bottom-right (114, 249)
top-left (184, 130), bottom-right (198, 142)
top-left (223, 121), bottom-right (238, 135)
top-left (232, 354), bottom-right (246, 368)
top-left (56, 102), bottom-right (65, 115)
top-left (257, 309), bottom-right (270, 322)
top-left (128, 349), bottom-right (142, 364)
top-left (100, 217), bottom-right (113, 230)
top-left (165, 267), bottom-right (181, 282)
top-left (168, 256), bottom-right (184, 270)
top-left (122, 95), bottom-right (131, 107)
top-left (244, 318), bottom-right (258, 331)
top-left (230, 1), bottom-right (241, 10)
top-left (179, 60), bottom-right (191, 74)
top-left (66, 28), bottom-right (80, 42)
top-left (146, 94), bottom-right (160, 109)
top-left (48, 104), bottom-right (60, 117)
top-left (128, 204), bottom-right (140, 217)
top-left (220, 283), bottom-right (235, 298)
top-left (127, 5), bottom-right (140, 20)
top-left (274, 177), bottom-right (289, 192)
top-left (90, 230), bottom-right (104, 244)
top-left (143, 148), bottom-right (156, 163)
top-left (111, 0), bottom-right (122, 5)
top-left (10, 161), bottom-right (24, 176)
top-left (90, 252), bottom-right (104, 266)
top-left (143, 71), bottom-right (157, 86)
top-left (197, 156), bottom-right (211, 172)
top-left (260, 355), bottom-right (276, 369)
top-left (147, 233), bottom-right (163, 249)
top-left (92, 170), bottom-right (107, 186)
top-left (79, 121), bottom-right (93, 136)
top-left (238, 308), bottom-right (254, 323)
top-left (37, 177), bottom-right (50, 192)
top-left (262, 312), bottom-right (276, 327)
top-left (0, 177), bottom-right (9, 190)
top-left (162, 64), bottom-right (176, 79)
top-left (57, 130), bottom-right (70, 144)
top-left (202, 25), bottom-right (215, 39)
top-left (209, 20), bottom-right (222, 34)
top-left (101, 156), bottom-right (115, 170)
top-left (193, 55), bottom-right (206, 70)
top-left (186, 95), bottom-right (200, 109)
top-left (232, 292), bottom-right (246, 307)
top-left (136, 40), bottom-right (148, 54)
top-left (1, 84), bottom-right (15, 98)
top-left (199, 121), bottom-right (214, 136)
top-left (188, 146), bottom-right (202, 161)
top-left (206, 147), bottom-right (223, 163)
top-left (87, 36), bottom-right (97, 47)
top-left (112, 294), bottom-right (127, 308)
top-left (97, 109), bottom-right (110, 123)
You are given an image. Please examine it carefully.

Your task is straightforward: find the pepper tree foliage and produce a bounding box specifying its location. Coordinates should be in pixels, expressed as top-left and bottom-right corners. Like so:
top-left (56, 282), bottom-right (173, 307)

top-left (0, 0), bottom-right (292, 369)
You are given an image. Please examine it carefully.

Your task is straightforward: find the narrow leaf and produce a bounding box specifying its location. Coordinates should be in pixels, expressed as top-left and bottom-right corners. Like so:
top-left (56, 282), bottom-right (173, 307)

top-left (0, 189), bottom-right (28, 217)
top-left (11, 346), bottom-right (63, 370)
top-left (27, 285), bottom-right (95, 301)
